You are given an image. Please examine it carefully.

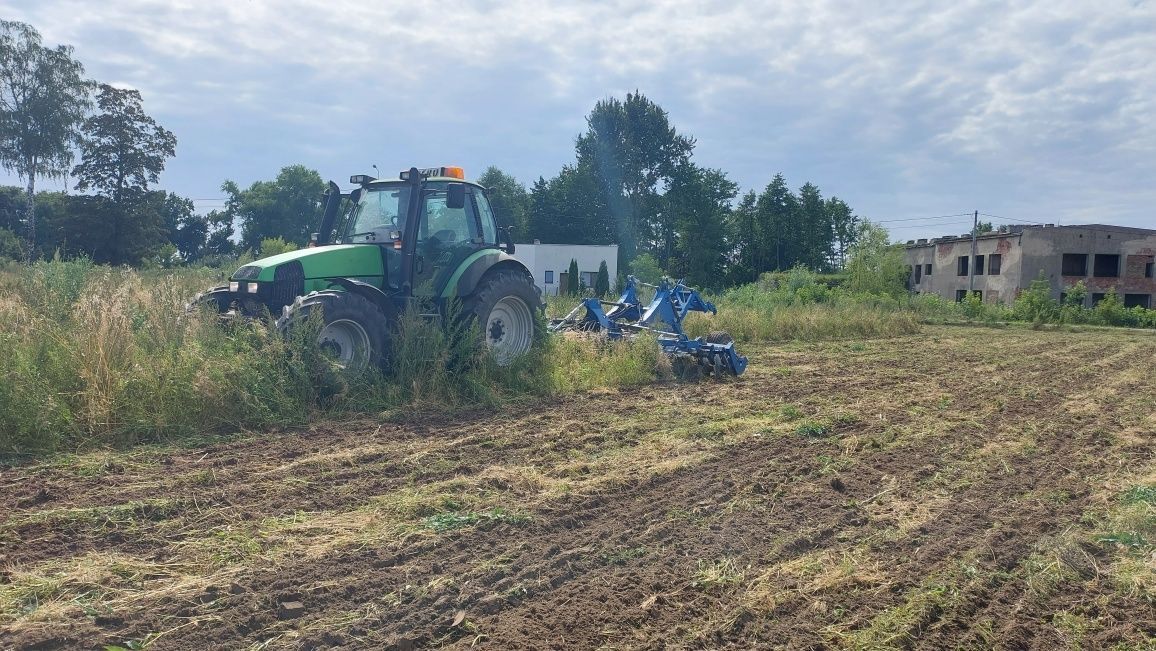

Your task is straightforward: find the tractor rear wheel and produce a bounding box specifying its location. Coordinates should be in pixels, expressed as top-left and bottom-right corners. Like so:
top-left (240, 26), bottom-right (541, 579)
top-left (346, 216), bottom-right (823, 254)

top-left (466, 270), bottom-right (541, 365)
top-left (276, 290), bottom-right (389, 372)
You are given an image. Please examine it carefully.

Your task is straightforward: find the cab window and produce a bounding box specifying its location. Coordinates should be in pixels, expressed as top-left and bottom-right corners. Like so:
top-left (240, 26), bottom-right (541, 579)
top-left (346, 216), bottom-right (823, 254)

top-left (474, 192), bottom-right (498, 245)
top-left (419, 191), bottom-right (479, 247)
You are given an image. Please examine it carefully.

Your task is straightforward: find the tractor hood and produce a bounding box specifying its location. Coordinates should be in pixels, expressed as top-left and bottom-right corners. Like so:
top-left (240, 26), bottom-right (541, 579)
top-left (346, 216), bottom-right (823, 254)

top-left (230, 244), bottom-right (384, 282)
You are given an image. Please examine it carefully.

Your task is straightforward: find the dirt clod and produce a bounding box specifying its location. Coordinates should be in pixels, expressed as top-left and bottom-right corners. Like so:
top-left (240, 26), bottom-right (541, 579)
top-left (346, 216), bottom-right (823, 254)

top-left (276, 601), bottom-right (305, 620)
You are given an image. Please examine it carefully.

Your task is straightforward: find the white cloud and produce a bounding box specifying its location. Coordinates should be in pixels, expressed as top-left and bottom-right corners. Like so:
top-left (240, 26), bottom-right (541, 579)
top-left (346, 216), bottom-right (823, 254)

top-left (2, 0), bottom-right (1154, 232)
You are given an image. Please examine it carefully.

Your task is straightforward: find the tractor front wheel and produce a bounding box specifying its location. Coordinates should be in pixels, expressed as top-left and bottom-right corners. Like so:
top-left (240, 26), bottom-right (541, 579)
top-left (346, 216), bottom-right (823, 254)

top-left (186, 285), bottom-right (234, 315)
top-left (467, 270), bottom-right (541, 365)
top-left (276, 290), bottom-right (389, 372)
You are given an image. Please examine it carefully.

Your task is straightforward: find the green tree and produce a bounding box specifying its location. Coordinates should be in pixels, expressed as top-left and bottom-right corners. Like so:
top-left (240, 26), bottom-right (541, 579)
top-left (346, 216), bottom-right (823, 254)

top-left (796, 182), bottom-right (826, 270)
top-left (574, 92), bottom-right (694, 268)
top-left (827, 197), bottom-right (859, 269)
top-left (0, 225), bottom-right (21, 260)
top-left (223, 165), bottom-right (326, 250)
top-left (527, 162), bottom-right (612, 245)
top-left (756, 173), bottom-right (800, 272)
top-left (0, 21), bottom-right (91, 259)
top-left (151, 191), bottom-right (206, 261)
top-left (665, 163), bottom-right (737, 288)
top-left (726, 190), bottom-right (759, 284)
top-left (69, 84), bottom-right (177, 264)
top-left (0, 185), bottom-right (27, 237)
top-left (47, 194), bottom-right (165, 265)
top-left (844, 222), bottom-right (908, 297)
top-left (628, 252), bottom-right (664, 284)
top-left (975, 221), bottom-right (994, 234)
top-left (567, 258), bottom-right (579, 294)
top-left (203, 209), bottom-right (236, 257)
top-left (595, 260), bottom-right (610, 297)
top-left (477, 166), bottom-right (530, 241)
top-left (73, 84), bottom-right (176, 204)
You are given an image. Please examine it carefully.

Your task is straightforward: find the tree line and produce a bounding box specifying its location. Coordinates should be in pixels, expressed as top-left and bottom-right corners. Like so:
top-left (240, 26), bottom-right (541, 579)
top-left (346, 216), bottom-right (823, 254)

top-left (2, 20), bottom-right (870, 287)
top-left (481, 93), bottom-right (866, 288)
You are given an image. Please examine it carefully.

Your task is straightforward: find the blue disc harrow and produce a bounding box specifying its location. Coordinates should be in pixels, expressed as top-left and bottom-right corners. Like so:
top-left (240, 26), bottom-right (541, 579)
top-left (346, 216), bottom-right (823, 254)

top-left (548, 276), bottom-right (749, 376)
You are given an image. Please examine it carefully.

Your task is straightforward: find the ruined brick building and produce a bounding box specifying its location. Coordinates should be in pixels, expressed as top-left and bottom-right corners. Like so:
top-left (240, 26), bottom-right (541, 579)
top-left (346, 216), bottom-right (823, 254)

top-left (903, 224), bottom-right (1156, 308)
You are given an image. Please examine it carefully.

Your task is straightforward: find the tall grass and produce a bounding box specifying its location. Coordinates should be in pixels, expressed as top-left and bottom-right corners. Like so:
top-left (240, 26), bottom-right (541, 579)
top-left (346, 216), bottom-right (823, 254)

top-left (0, 259), bottom-right (667, 456)
top-left (0, 259), bottom-right (328, 455)
top-left (548, 267), bottom-right (922, 344)
top-left (684, 267), bottom-right (921, 342)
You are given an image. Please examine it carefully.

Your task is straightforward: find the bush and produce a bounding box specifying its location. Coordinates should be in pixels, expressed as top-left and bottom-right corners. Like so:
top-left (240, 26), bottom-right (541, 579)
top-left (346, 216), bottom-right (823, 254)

top-left (1012, 274), bottom-right (1059, 325)
top-left (629, 253), bottom-right (664, 285)
top-left (259, 237), bottom-right (297, 257)
top-left (0, 227), bottom-right (23, 261)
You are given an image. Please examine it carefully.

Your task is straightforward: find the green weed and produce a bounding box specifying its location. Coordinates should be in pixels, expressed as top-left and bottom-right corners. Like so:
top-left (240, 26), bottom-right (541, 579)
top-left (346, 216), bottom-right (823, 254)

top-left (1121, 485), bottom-right (1156, 506)
top-left (422, 507), bottom-right (530, 532)
top-left (602, 546), bottom-right (647, 565)
top-left (779, 405), bottom-right (804, 420)
top-left (795, 419), bottom-right (832, 438)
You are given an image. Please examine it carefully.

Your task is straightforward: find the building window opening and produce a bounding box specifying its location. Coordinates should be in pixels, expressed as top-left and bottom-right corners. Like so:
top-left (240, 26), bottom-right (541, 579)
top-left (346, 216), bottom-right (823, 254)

top-left (1124, 294), bottom-right (1151, 309)
top-left (914, 265), bottom-right (922, 283)
top-left (580, 271), bottom-right (596, 288)
top-left (1091, 293), bottom-right (1106, 306)
top-left (989, 254), bottom-right (1001, 275)
top-left (544, 270), bottom-right (554, 285)
top-left (924, 263), bottom-right (932, 276)
top-left (956, 290), bottom-right (981, 302)
top-left (1062, 253), bottom-right (1088, 276)
top-left (1094, 254), bottom-right (1120, 277)
top-left (1146, 262), bottom-right (1154, 278)
top-left (974, 255), bottom-right (985, 275)
top-left (957, 256), bottom-right (969, 276)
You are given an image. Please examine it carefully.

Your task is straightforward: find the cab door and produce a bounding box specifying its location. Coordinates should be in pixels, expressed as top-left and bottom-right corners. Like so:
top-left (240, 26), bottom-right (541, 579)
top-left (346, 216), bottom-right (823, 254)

top-left (411, 187), bottom-right (482, 300)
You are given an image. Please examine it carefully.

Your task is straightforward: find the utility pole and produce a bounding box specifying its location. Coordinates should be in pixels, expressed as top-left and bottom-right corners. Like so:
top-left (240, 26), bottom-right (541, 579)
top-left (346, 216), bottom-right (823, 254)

top-left (968, 209), bottom-right (978, 295)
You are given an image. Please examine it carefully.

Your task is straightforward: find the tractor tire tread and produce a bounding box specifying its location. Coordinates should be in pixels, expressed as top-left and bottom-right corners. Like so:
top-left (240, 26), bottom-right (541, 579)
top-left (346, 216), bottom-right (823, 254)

top-left (276, 289), bottom-right (390, 369)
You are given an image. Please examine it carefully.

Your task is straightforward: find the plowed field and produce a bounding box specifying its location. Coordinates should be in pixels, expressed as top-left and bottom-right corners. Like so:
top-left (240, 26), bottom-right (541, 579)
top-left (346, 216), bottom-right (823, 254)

top-left (2, 326), bottom-right (1154, 650)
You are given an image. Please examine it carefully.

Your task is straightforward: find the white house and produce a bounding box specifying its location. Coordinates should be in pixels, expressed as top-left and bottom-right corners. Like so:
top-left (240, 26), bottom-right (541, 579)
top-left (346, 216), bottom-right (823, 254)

top-left (513, 243), bottom-right (618, 296)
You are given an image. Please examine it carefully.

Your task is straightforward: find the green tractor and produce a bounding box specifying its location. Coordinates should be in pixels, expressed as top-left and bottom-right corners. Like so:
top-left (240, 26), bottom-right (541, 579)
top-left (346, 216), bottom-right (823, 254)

top-left (192, 166), bottom-right (542, 369)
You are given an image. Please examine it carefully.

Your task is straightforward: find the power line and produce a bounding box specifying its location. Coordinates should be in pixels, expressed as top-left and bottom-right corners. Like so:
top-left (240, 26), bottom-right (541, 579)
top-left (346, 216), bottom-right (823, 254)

top-left (886, 221), bottom-right (974, 230)
top-left (979, 212), bottom-right (1045, 225)
top-left (873, 212), bottom-right (972, 224)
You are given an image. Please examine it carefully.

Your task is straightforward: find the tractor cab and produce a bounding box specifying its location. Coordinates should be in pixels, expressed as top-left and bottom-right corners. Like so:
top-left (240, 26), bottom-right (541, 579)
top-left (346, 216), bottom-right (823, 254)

top-left (197, 165), bottom-right (540, 370)
top-left (315, 166), bottom-right (512, 300)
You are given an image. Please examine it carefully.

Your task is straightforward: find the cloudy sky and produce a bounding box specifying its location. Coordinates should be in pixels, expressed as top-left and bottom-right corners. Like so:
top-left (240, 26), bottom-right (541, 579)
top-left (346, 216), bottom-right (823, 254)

top-left (4, 0), bottom-right (1154, 239)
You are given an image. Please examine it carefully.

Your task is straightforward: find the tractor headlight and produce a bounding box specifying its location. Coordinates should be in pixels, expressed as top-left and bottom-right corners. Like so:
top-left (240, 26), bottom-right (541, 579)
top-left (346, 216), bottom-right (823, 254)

top-left (229, 281), bottom-right (240, 292)
top-left (247, 282), bottom-right (259, 294)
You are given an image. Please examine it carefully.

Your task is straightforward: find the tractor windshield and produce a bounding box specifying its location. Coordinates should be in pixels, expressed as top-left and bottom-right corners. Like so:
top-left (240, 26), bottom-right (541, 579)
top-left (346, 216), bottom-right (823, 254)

top-left (341, 184), bottom-right (411, 243)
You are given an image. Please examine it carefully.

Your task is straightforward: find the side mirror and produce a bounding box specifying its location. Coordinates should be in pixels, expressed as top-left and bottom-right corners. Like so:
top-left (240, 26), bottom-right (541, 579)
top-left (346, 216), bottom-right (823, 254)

top-left (504, 226), bottom-right (516, 254)
top-left (349, 188), bottom-right (362, 205)
top-left (446, 183), bottom-right (466, 210)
